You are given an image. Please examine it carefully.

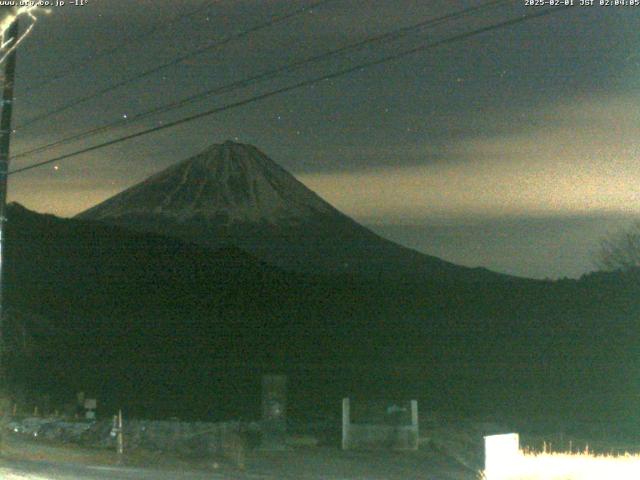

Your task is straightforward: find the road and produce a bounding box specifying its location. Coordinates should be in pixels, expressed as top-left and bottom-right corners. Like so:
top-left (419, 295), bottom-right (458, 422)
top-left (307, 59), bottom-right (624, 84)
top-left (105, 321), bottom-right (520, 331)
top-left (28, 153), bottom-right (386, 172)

top-left (1, 452), bottom-right (476, 480)
top-left (0, 433), bottom-right (477, 480)
top-left (1, 458), bottom-right (264, 480)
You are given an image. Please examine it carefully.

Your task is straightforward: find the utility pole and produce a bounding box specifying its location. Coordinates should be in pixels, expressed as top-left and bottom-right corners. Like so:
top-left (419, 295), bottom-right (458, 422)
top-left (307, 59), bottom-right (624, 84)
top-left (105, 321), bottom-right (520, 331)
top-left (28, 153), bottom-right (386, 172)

top-left (0, 10), bottom-right (19, 393)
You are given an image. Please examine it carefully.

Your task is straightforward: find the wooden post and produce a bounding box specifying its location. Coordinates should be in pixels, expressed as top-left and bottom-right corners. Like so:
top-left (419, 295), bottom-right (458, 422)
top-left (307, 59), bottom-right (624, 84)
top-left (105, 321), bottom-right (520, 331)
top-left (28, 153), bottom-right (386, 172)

top-left (410, 400), bottom-right (419, 451)
top-left (260, 375), bottom-right (287, 450)
top-left (76, 391), bottom-right (84, 419)
top-left (0, 13), bottom-right (18, 390)
top-left (116, 409), bottom-right (124, 455)
top-left (341, 398), bottom-right (350, 450)
top-left (410, 400), bottom-right (418, 427)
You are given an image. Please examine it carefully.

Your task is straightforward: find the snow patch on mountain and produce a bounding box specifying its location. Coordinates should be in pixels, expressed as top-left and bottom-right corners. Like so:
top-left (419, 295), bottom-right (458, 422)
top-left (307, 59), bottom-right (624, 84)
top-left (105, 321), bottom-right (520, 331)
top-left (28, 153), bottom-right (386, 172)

top-left (78, 141), bottom-right (334, 225)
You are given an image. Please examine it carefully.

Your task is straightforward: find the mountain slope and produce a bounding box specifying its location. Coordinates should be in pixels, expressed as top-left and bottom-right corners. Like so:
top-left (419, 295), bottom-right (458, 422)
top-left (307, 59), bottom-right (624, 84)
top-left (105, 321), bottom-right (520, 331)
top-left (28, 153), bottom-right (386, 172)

top-left (78, 140), bottom-right (334, 224)
top-left (5, 203), bottom-right (329, 416)
top-left (6, 203), bottom-right (640, 424)
top-left (77, 141), bottom-right (503, 281)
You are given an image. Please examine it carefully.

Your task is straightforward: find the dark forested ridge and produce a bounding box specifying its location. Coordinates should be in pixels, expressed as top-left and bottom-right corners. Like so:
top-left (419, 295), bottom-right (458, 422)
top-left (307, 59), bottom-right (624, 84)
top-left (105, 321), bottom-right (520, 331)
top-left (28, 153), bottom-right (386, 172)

top-left (4, 203), bottom-right (639, 427)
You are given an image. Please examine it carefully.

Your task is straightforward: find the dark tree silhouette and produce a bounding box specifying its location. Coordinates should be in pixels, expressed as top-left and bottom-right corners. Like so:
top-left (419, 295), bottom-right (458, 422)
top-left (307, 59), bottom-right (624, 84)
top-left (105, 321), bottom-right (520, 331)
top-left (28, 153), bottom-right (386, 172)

top-left (596, 221), bottom-right (640, 271)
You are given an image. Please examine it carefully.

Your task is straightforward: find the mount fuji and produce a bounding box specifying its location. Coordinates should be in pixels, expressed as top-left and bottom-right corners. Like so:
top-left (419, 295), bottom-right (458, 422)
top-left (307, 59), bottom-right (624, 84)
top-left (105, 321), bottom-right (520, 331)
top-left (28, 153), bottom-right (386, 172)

top-left (77, 141), bottom-right (502, 281)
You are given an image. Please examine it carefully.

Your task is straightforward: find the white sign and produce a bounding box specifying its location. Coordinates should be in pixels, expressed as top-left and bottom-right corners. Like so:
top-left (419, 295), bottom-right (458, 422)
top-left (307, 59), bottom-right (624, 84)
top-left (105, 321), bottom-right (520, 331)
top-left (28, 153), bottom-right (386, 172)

top-left (484, 433), bottom-right (520, 479)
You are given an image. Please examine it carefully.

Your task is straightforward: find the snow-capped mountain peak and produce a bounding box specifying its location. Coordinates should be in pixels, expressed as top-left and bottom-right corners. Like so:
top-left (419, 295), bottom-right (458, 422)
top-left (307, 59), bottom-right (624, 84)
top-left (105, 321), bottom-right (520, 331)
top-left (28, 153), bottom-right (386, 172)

top-left (77, 141), bottom-right (492, 280)
top-left (78, 141), bottom-right (332, 225)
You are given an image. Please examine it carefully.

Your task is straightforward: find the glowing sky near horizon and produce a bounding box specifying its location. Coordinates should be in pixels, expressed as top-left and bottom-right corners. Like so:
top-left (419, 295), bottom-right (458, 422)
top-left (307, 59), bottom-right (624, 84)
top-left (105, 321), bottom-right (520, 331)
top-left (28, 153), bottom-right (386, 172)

top-left (4, 0), bottom-right (640, 278)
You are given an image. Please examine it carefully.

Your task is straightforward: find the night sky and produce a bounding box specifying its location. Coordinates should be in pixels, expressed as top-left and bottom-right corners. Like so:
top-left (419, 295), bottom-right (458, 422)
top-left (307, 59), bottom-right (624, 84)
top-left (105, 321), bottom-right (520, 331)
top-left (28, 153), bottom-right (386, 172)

top-left (5, 0), bottom-right (640, 279)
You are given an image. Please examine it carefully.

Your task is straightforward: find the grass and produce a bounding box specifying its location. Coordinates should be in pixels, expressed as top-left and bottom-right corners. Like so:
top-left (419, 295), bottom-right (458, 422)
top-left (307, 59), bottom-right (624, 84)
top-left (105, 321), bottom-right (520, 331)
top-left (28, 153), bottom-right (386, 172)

top-left (480, 447), bottom-right (640, 480)
top-left (0, 471), bottom-right (53, 480)
top-left (0, 432), bottom-right (217, 472)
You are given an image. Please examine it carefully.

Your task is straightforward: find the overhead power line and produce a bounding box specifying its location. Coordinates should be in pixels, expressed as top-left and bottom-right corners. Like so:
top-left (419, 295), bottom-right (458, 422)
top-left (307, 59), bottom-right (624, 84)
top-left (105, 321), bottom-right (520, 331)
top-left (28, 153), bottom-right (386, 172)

top-left (9, 5), bottom-right (571, 177)
top-left (22, 0), bottom-right (217, 96)
top-left (16, 0), bottom-right (335, 130)
top-left (11, 0), bottom-right (511, 162)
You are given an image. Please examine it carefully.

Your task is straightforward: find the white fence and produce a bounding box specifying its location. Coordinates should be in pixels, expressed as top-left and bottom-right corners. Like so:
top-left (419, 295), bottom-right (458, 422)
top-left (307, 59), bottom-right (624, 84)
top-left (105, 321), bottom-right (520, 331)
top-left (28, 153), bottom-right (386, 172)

top-left (341, 398), bottom-right (418, 451)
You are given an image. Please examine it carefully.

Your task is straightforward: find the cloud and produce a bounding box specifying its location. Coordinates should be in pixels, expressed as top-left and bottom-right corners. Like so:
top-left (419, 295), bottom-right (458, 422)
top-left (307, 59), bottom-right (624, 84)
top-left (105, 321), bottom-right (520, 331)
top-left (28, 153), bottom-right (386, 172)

top-left (11, 83), bottom-right (640, 223)
top-left (9, 178), bottom-right (118, 217)
top-left (300, 93), bottom-right (640, 223)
